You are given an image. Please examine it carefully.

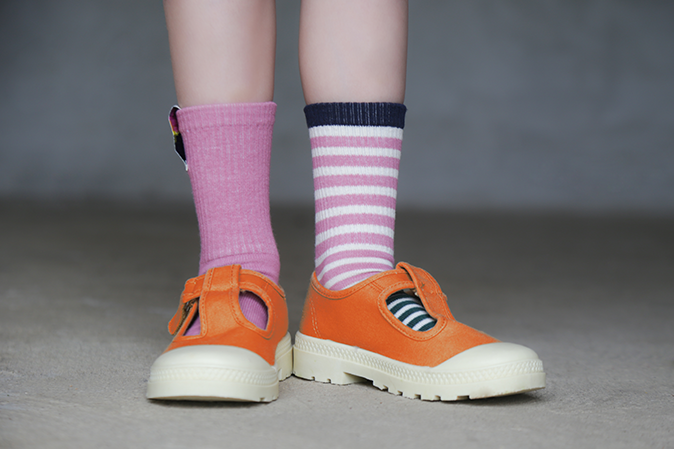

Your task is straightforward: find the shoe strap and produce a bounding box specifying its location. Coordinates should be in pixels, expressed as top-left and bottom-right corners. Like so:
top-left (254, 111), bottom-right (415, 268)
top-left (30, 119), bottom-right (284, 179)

top-left (168, 265), bottom-right (285, 336)
top-left (308, 262), bottom-right (453, 321)
top-left (396, 262), bottom-right (454, 320)
top-left (167, 274), bottom-right (205, 336)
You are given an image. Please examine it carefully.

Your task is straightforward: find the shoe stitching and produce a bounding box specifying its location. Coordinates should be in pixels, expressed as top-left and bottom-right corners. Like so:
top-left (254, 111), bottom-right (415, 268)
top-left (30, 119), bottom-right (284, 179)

top-left (310, 299), bottom-right (320, 338)
top-left (150, 365), bottom-right (278, 385)
top-left (200, 269), bottom-right (214, 336)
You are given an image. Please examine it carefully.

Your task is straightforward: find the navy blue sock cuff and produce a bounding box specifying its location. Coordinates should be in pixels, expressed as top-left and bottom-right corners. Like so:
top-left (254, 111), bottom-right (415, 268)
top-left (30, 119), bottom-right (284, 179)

top-left (304, 102), bottom-right (406, 129)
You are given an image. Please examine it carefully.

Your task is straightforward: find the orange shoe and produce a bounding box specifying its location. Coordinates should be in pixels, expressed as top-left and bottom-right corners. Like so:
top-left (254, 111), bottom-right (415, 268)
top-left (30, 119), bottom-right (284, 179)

top-left (293, 262), bottom-right (545, 401)
top-left (146, 265), bottom-right (292, 402)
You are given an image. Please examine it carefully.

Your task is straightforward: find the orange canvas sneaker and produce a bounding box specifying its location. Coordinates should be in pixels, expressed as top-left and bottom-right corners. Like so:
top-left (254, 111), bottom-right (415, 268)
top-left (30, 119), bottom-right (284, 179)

top-left (147, 265), bottom-right (292, 402)
top-left (293, 262), bottom-right (545, 401)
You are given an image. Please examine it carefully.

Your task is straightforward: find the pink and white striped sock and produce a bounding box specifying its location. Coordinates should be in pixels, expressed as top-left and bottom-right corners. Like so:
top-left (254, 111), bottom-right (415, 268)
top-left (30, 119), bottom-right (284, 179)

top-left (171, 102), bottom-right (280, 331)
top-left (306, 103), bottom-right (406, 291)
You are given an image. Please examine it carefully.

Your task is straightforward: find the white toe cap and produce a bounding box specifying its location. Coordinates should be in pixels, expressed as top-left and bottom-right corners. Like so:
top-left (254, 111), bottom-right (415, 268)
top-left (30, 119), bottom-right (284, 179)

top-left (435, 342), bottom-right (542, 372)
top-left (151, 345), bottom-right (272, 371)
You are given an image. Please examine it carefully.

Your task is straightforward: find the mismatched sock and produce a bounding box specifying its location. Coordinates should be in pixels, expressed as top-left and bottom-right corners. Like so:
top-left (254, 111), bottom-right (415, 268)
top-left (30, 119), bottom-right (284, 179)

top-left (386, 291), bottom-right (437, 332)
top-left (306, 102), bottom-right (405, 291)
top-left (305, 102), bottom-right (436, 331)
top-left (174, 103), bottom-right (280, 332)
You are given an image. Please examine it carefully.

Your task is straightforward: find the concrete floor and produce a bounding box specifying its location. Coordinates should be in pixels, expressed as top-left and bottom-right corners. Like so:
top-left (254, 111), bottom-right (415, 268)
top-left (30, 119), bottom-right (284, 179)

top-left (1, 201), bottom-right (672, 448)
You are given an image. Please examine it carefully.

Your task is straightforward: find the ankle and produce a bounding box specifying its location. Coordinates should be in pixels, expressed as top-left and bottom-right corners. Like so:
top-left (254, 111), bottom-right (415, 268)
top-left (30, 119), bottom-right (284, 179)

top-left (199, 253), bottom-right (280, 284)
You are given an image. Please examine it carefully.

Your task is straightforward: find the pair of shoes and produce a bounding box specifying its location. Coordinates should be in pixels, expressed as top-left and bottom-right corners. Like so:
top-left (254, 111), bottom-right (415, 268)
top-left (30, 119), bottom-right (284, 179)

top-left (147, 263), bottom-right (545, 402)
top-left (146, 265), bottom-right (292, 402)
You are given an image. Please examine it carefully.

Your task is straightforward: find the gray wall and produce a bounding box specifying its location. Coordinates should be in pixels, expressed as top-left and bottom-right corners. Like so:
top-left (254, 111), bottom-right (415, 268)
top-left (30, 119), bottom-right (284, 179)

top-left (1, 0), bottom-right (673, 212)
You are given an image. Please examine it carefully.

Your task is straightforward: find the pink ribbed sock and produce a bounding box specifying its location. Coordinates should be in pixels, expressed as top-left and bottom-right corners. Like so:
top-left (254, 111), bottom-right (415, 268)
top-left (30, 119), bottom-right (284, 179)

top-left (306, 103), bottom-right (406, 291)
top-left (175, 102), bottom-right (279, 331)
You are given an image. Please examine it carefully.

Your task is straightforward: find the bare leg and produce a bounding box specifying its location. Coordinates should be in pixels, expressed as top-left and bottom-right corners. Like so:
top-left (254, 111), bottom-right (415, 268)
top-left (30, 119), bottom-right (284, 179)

top-left (164, 0), bottom-right (276, 106)
top-left (299, 0), bottom-right (408, 104)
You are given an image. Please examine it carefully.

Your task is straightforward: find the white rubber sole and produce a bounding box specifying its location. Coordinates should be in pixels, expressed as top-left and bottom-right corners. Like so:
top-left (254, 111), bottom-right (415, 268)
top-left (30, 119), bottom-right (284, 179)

top-left (146, 333), bottom-right (293, 402)
top-left (293, 332), bottom-right (545, 401)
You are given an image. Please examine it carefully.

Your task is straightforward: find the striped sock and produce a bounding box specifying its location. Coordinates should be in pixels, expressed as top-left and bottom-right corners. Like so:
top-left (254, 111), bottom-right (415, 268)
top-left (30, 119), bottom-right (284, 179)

top-left (386, 291), bottom-right (437, 332)
top-left (307, 103), bottom-right (403, 291)
top-left (306, 102), bottom-right (436, 331)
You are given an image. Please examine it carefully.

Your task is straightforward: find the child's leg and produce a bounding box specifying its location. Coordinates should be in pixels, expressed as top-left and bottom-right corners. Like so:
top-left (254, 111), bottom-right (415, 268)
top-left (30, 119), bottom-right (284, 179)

top-left (164, 0), bottom-right (276, 105)
top-left (164, 0), bottom-right (278, 329)
top-left (294, 1), bottom-right (545, 400)
top-left (299, 0), bottom-right (435, 329)
top-left (147, 1), bottom-right (292, 403)
top-left (299, 0), bottom-right (407, 104)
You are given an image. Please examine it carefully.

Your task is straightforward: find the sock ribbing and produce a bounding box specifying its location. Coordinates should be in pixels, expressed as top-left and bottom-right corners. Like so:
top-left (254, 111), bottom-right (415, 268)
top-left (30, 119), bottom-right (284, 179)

top-left (176, 102), bottom-right (280, 283)
top-left (175, 102), bottom-right (278, 331)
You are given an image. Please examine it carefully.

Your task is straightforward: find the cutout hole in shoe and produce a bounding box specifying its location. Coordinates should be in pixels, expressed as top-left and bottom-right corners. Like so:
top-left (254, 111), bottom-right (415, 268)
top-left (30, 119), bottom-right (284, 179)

top-left (239, 290), bottom-right (268, 330)
top-left (386, 290), bottom-right (437, 332)
top-left (184, 302), bottom-right (201, 336)
top-left (182, 292), bottom-right (269, 335)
